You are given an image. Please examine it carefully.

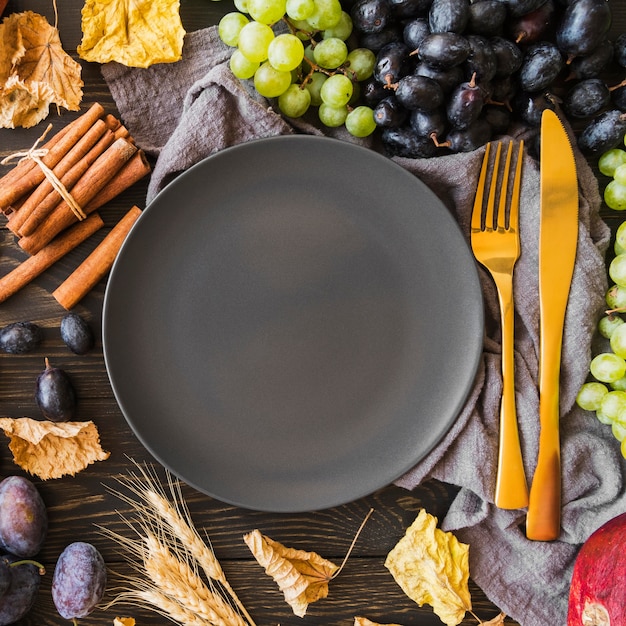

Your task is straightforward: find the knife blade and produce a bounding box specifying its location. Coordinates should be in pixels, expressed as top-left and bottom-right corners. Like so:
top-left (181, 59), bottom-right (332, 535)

top-left (526, 109), bottom-right (579, 541)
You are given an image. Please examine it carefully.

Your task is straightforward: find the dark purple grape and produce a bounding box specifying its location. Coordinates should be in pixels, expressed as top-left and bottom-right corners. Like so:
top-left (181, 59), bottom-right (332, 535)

top-left (467, 0), bottom-right (507, 37)
top-left (0, 321), bottom-right (42, 354)
top-left (381, 126), bottom-right (439, 156)
top-left (490, 75), bottom-right (518, 105)
top-left (0, 556), bottom-right (41, 625)
top-left (417, 32), bottom-right (471, 68)
top-left (497, 0), bottom-right (549, 18)
top-left (410, 107), bottom-right (448, 141)
top-left (359, 26), bottom-right (403, 51)
top-left (482, 104), bottom-right (511, 134)
top-left (60, 312), bottom-right (95, 355)
top-left (578, 110), bottom-right (626, 155)
top-left (403, 17), bottom-right (430, 50)
top-left (616, 34), bottom-right (626, 68)
top-left (563, 78), bottom-right (610, 118)
top-left (556, 0), bottom-right (612, 61)
top-left (374, 96), bottom-right (409, 127)
top-left (394, 74), bottom-right (444, 110)
top-left (613, 84), bottom-right (626, 112)
top-left (0, 560), bottom-right (9, 600)
top-left (0, 477), bottom-right (47, 559)
top-left (388, 0), bottom-right (433, 18)
top-left (52, 542), bottom-right (106, 620)
top-left (567, 39), bottom-right (614, 80)
top-left (414, 62), bottom-right (464, 94)
top-left (513, 90), bottom-right (556, 126)
top-left (507, 0), bottom-right (557, 44)
top-left (464, 35), bottom-right (497, 82)
top-left (362, 77), bottom-right (389, 104)
top-left (490, 36), bottom-right (523, 77)
top-left (428, 0), bottom-right (470, 33)
top-left (519, 41), bottom-right (563, 92)
top-left (351, 0), bottom-right (393, 34)
top-left (375, 42), bottom-right (412, 85)
top-left (446, 73), bottom-right (485, 128)
top-left (35, 358), bottom-right (76, 422)
top-left (443, 117), bottom-right (492, 151)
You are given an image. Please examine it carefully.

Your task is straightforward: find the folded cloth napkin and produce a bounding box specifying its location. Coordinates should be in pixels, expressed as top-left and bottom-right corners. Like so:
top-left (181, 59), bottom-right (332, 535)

top-left (102, 26), bottom-right (625, 625)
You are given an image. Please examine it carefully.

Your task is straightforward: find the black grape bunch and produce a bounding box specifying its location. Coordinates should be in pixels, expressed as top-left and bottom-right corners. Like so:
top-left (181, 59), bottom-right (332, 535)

top-left (349, 0), bottom-right (626, 158)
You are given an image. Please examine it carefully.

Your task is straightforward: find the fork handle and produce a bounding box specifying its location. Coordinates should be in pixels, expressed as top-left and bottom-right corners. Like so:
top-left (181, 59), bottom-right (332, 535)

top-left (494, 274), bottom-right (529, 510)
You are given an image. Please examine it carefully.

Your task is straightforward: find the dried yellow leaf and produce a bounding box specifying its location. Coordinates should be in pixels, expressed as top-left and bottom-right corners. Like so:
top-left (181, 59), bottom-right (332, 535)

top-left (354, 617), bottom-right (404, 626)
top-left (77, 0), bottom-right (186, 68)
top-left (0, 11), bottom-right (83, 128)
top-left (243, 529), bottom-right (338, 617)
top-left (0, 417), bottom-right (110, 480)
top-left (114, 618), bottom-right (136, 626)
top-left (384, 509), bottom-right (471, 626)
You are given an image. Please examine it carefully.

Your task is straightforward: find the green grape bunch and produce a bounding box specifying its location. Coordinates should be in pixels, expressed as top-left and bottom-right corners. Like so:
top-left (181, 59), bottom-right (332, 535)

top-left (217, 0), bottom-right (377, 137)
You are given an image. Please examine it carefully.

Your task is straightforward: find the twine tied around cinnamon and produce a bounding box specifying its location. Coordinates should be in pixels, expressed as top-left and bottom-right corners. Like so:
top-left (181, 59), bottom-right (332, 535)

top-left (1, 124), bottom-right (87, 222)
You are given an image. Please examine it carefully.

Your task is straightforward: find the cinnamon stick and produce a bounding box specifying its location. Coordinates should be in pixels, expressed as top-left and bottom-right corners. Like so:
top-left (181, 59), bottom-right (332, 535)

top-left (15, 129), bottom-right (116, 237)
top-left (0, 213), bottom-right (104, 303)
top-left (18, 138), bottom-right (138, 255)
top-left (53, 206), bottom-right (142, 309)
top-left (9, 120), bottom-right (111, 236)
top-left (0, 103), bottom-right (105, 211)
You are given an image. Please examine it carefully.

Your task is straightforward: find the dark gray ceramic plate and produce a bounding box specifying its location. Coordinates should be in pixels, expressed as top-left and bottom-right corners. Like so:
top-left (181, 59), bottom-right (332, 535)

top-left (103, 135), bottom-right (483, 512)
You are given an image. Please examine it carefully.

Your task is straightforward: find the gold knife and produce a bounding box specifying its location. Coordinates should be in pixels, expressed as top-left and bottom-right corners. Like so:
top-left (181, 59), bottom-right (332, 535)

top-left (526, 109), bottom-right (579, 541)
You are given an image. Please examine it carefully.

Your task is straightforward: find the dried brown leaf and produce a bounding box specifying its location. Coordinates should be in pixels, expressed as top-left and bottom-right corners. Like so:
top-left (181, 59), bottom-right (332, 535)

top-left (77, 0), bottom-right (185, 68)
top-left (482, 613), bottom-right (507, 625)
top-left (243, 529), bottom-right (338, 617)
top-left (0, 416), bottom-right (110, 479)
top-left (114, 619), bottom-right (136, 626)
top-left (354, 617), bottom-right (404, 626)
top-left (0, 74), bottom-right (54, 128)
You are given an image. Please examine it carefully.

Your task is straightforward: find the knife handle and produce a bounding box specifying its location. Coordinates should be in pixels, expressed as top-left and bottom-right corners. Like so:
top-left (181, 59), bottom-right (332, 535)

top-left (526, 331), bottom-right (563, 541)
top-left (494, 275), bottom-right (528, 509)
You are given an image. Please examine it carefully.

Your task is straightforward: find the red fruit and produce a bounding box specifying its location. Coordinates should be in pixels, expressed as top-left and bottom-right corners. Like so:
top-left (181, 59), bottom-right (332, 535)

top-left (568, 512), bottom-right (626, 625)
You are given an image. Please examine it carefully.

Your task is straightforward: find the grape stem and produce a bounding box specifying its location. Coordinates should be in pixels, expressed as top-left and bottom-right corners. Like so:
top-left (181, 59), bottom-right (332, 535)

top-left (609, 77), bottom-right (626, 92)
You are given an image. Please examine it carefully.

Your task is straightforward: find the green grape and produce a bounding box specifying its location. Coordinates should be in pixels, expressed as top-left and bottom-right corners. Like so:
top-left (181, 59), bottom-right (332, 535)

top-left (609, 253), bottom-right (626, 288)
top-left (254, 61), bottom-right (292, 97)
top-left (596, 408), bottom-right (614, 424)
top-left (290, 18), bottom-right (314, 33)
top-left (278, 83), bottom-right (312, 117)
top-left (218, 12), bottom-right (250, 47)
top-left (615, 163), bottom-right (626, 186)
top-left (605, 180), bottom-right (626, 211)
top-left (305, 72), bottom-right (327, 105)
top-left (599, 314), bottom-right (624, 338)
top-left (313, 37), bottom-right (348, 69)
top-left (303, 44), bottom-right (316, 64)
top-left (322, 11), bottom-right (353, 40)
top-left (616, 239), bottom-right (626, 255)
top-left (598, 148), bottom-right (626, 177)
top-left (345, 105), bottom-right (376, 137)
top-left (234, 0), bottom-right (249, 12)
top-left (606, 284), bottom-right (626, 310)
top-left (230, 49), bottom-right (260, 79)
top-left (286, 0), bottom-right (315, 20)
top-left (621, 436), bottom-right (626, 459)
top-left (577, 381), bottom-right (609, 411)
top-left (307, 0), bottom-right (343, 30)
top-left (611, 322), bottom-right (626, 358)
top-left (616, 220), bottom-right (626, 251)
top-left (238, 21), bottom-right (275, 63)
top-left (590, 352), bottom-right (626, 383)
top-left (348, 81), bottom-right (361, 105)
top-left (318, 103), bottom-right (348, 126)
top-left (598, 389), bottom-right (626, 420)
top-left (247, 0), bottom-right (287, 24)
top-left (345, 47), bottom-right (376, 81)
top-left (612, 417), bottom-right (626, 441)
top-left (320, 73), bottom-right (353, 107)
top-left (611, 375), bottom-right (626, 391)
top-left (267, 34), bottom-right (305, 72)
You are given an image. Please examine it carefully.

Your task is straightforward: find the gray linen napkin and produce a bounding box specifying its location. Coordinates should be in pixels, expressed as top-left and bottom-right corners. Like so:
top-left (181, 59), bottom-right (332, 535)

top-left (102, 26), bottom-right (626, 626)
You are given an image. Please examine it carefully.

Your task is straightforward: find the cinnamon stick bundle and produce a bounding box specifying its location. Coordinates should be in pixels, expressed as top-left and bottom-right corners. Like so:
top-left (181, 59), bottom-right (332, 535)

top-left (53, 205), bottom-right (142, 309)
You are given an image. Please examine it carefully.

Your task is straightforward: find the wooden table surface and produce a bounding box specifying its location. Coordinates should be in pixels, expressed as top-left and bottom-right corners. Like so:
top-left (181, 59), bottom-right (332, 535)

top-left (0, 1), bottom-right (625, 625)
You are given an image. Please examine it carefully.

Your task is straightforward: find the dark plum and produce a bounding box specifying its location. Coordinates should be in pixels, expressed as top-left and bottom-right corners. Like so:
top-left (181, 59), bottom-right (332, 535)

top-left (446, 73), bottom-right (485, 129)
top-left (52, 542), bottom-right (106, 620)
top-left (567, 39), bottom-right (614, 80)
top-left (402, 17), bottom-right (430, 50)
top-left (428, 0), bottom-right (470, 34)
top-left (467, 0), bottom-right (507, 37)
top-left (417, 32), bottom-right (471, 68)
top-left (556, 0), bottom-right (612, 61)
top-left (394, 74), bottom-right (444, 110)
top-left (351, 0), bottom-right (392, 34)
top-left (0, 556), bottom-right (41, 625)
top-left (374, 96), bottom-right (408, 127)
top-left (35, 358), bottom-right (77, 422)
top-left (464, 35), bottom-right (497, 82)
top-left (0, 321), bottom-right (42, 354)
top-left (443, 117), bottom-right (492, 151)
top-left (507, 0), bottom-right (556, 44)
top-left (60, 312), bottom-right (95, 355)
top-left (519, 41), bottom-right (563, 93)
top-left (563, 78), bottom-right (610, 118)
top-left (381, 126), bottom-right (439, 157)
top-left (0, 476), bottom-right (47, 559)
top-left (490, 36), bottom-right (523, 77)
top-left (578, 110), bottom-right (626, 155)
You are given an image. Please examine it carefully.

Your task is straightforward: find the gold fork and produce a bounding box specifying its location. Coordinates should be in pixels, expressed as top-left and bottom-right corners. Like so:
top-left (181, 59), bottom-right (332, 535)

top-left (471, 140), bottom-right (528, 510)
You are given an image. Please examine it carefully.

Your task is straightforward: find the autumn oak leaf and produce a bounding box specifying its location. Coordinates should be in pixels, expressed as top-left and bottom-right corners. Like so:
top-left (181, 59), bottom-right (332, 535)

top-left (0, 417), bottom-right (110, 479)
top-left (384, 509), bottom-right (472, 626)
top-left (243, 529), bottom-right (339, 617)
top-left (78, 0), bottom-right (186, 68)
